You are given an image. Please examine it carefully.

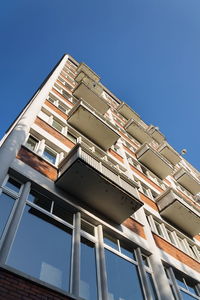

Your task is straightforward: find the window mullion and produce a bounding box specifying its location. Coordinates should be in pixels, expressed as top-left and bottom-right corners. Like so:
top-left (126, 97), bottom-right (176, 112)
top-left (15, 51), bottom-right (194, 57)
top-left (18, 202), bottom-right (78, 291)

top-left (168, 267), bottom-right (182, 300)
top-left (0, 181), bottom-right (31, 264)
top-left (70, 211), bottom-right (80, 297)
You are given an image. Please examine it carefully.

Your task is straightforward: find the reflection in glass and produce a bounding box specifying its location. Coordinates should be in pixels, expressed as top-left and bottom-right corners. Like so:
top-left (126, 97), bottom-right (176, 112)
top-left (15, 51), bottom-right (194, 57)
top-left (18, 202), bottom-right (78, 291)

top-left (28, 191), bottom-right (52, 212)
top-left (146, 272), bottom-right (158, 300)
top-left (180, 290), bottom-right (197, 300)
top-left (120, 242), bottom-right (135, 260)
top-left (105, 249), bottom-right (144, 300)
top-left (80, 237), bottom-right (98, 300)
top-left (0, 193), bottom-right (15, 238)
top-left (5, 178), bottom-right (21, 193)
top-left (104, 233), bottom-right (118, 250)
top-left (7, 205), bottom-right (72, 291)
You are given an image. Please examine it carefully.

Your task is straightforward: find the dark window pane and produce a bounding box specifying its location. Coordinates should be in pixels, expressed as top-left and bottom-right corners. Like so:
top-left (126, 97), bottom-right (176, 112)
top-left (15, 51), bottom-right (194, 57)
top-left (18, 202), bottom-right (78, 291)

top-left (5, 178), bottom-right (21, 193)
top-left (81, 219), bottom-right (94, 236)
top-left (104, 233), bottom-right (118, 250)
top-left (53, 202), bottom-right (73, 225)
top-left (120, 242), bottom-right (135, 260)
top-left (28, 192), bottom-right (52, 212)
top-left (105, 249), bottom-right (144, 300)
top-left (80, 237), bottom-right (98, 300)
top-left (141, 255), bottom-right (149, 267)
top-left (26, 136), bottom-right (38, 152)
top-left (0, 193), bottom-right (15, 238)
top-left (174, 271), bottom-right (186, 289)
top-left (146, 272), bottom-right (159, 300)
top-left (7, 205), bottom-right (72, 291)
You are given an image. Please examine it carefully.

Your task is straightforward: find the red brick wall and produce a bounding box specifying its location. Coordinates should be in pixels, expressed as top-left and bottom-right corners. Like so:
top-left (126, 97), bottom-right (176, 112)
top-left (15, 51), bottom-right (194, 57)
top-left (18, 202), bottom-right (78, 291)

top-left (139, 192), bottom-right (159, 211)
top-left (44, 100), bottom-right (68, 120)
top-left (0, 267), bottom-right (76, 300)
top-left (108, 149), bottom-right (124, 163)
top-left (123, 218), bottom-right (146, 239)
top-left (35, 117), bottom-right (75, 149)
top-left (17, 146), bottom-right (58, 181)
top-left (153, 234), bottom-right (200, 273)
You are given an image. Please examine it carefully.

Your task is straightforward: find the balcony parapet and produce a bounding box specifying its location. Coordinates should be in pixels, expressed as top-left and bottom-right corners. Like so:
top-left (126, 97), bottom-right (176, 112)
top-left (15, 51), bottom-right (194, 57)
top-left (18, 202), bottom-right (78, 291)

top-left (174, 167), bottom-right (200, 195)
top-left (124, 119), bottom-right (153, 144)
top-left (147, 125), bottom-right (165, 144)
top-left (156, 188), bottom-right (200, 236)
top-left (117, 102), bottom-right (141, 122)
top-left (136, 143), bottom-right (174, 179)
top-left (56, 142), bottom-right (143, 224)
top-left (73, 77), bottom-right (109, 114)
top-left (75, 62), bottom-right (100, 83)
top-left (158, 142), bottom-right (181, 166)
top-left (67, 100), bottom-right (119, 150)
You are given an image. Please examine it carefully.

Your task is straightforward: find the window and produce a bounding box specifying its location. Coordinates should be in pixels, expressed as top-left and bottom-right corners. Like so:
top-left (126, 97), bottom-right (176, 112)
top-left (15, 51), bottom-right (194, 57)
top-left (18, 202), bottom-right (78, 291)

top-left (5, 177), bottom-right (21, 194)
top-left (67, 131), bottom-right (77, 143)
top-left (52, 118), bottom-right (63, 133)
top-left (25, 135), bottom-right (38, 152)
top-left (42, 146), bottom-right (57, 165)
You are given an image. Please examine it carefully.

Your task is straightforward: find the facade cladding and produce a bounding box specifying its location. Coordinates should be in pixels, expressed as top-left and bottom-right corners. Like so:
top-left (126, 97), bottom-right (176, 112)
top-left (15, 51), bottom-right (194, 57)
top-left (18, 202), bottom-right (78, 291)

top-left (0, 55), bottom-right (199, 300)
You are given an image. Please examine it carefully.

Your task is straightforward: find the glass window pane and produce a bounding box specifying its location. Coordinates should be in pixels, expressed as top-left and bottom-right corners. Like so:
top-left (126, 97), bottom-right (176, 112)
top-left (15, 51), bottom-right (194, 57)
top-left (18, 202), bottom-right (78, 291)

top-left (0, 193), bottom-right (15, 238)
top-left (105, 249), bottom-right (144, 300)
top-left (52, 120), bottom-right (63, 132)
top-left (120, 241), bottom-right (135, 260)
top-left (180, 290), bottom-right (197, 300)
top-left (81, 219), bottom-right (94, 236)
top-left (43, 147), bottom-right (57, 164)
top-left (26, 136), bottom-right (38, 151)
top-left (7, 205), bottom-right (72, 291)
top-left (53, 202), bottom-right (73, 225)
top-left (58, 103), bottom-right (67, 112)
top-left (146, 272), bottom-right (159, 300)
top-left (5, 178), bottom-right (21, 193)
top-left (104, 233), bottom-right (118, 250)
top-left (28, 191), bottom-right (52, 212)
top-left (80, 237), bottom-right (98, 300)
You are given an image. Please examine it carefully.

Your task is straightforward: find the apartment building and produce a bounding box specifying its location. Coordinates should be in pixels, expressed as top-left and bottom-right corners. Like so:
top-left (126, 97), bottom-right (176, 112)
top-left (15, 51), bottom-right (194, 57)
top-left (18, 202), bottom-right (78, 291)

top-left (0, 54), bottom-right (199, 300)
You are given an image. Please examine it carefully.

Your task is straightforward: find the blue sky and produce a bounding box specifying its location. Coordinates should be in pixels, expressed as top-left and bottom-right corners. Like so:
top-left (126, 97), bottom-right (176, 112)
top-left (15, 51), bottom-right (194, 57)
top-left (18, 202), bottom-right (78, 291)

top-left (1, 0), bottom-right (200, 170)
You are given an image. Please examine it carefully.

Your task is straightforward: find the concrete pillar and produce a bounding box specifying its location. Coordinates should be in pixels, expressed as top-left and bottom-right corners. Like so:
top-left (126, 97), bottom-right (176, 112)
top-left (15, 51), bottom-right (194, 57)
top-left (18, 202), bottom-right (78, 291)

top-left (0, 55), bottom-right (69, 186)
top-left (136, 208), bottom-right (174, 300)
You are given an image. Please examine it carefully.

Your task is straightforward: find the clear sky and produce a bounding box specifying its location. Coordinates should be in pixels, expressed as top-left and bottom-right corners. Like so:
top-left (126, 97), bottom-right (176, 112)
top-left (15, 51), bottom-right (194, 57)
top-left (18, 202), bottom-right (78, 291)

top-left (1, 0), bottom-right (200, 170)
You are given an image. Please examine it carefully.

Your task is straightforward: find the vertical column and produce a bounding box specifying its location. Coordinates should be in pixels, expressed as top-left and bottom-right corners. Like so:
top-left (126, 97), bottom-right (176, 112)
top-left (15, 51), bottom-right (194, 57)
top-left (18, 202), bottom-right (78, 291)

top-left (0, 181), bottom-right (31, 264)
top-left (70, 212), bottom-right (81, 296)
top-left (0, 55), bottom-right (69, 186)
top-left (136, 208), bottom-right (174, 300)
top-left (97, 225), bottom-right (109, 300)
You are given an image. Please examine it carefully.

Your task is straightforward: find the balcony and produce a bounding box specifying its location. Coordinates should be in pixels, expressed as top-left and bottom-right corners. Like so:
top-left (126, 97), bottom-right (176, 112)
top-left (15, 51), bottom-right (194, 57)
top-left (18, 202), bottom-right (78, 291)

top-left (136, 143), bottom-right (173, 179)
top-left (73, 77), bottom-right (109, 114)
top-left (117, 102), bottom-right (140, 122)
top-left (125, 119), bottom-right (153, 144)
top-left (174, 168), bottom-right (200, 195)
top-left (75, 63), bottom-right (100, 83)
top-left (147, 125), bottom-right (165, 144)
top-left (156, 188), bottom-right (200, 236)
top-left (67, 100), bottom-right (120, 150)
top-left (158, 143), bottom-right (181, 166)
top-left (56, 143), bottom-right (143, 224)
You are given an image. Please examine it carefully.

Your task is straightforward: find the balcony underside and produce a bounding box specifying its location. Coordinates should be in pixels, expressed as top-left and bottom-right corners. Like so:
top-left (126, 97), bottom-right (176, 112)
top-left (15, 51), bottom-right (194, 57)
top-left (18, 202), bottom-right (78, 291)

top-left (157, 188), bottom-right (200, 236)
top-left (174, 168), bottom-right (200, 195)
top-left (147, 126), bottom-right (165, 144)
top-left (158, 143), bottom-right (181, 166)
top-left (75, 63), bottom-right (100, 82)
top-left (117, 102), bottom-right (140, 122)
top-left (73, 82), bottom-right (109, 114)
top-left (67, 101), bottom-right (119, 150)
top-left (136, 144), bottom-right (173, 179)
top-left (125, 119), bottom-right (152, 144)
top-left (56, 145), bottom-right (143, 224)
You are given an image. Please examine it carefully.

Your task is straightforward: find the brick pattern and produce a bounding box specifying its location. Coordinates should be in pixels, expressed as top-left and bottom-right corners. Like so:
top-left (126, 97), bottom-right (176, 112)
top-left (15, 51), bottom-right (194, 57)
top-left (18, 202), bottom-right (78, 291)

top-left (17, 146), bottom-right (58, 181)
top-left (153, 233), bottom-right (200, 273)
top-left (108, 149), bottom-right (124, 163)
top-left (44, 100), bottom-right (68, 120)
top-left (35, 117), bottom-right (75, 149)
top-left (123, 217), bottom-right (146, 239)
top-left (139, 192), bottom-right (159, 211)
top-left (0, 267), bottom-right (75, 300)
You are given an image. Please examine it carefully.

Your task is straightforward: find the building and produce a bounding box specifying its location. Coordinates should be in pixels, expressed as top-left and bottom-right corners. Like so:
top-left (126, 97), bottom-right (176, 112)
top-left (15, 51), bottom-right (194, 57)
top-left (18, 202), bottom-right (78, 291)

top-left (0, 54), bottom-right (199, 300)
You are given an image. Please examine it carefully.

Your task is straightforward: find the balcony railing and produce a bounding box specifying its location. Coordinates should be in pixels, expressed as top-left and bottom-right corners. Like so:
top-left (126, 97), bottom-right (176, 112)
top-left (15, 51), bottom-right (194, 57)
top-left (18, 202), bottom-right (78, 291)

top-left (56, 143), bottom-right (143, 224)
top-left (67, 100), bottom-right (119, 151)
top-left (156, 188), bottom-right (200, 236)
top-left (73, 77), bottom-right (109, 114)
top-left (136, 143), bottom-right (173, 179)
top-left (174, 168), bottom-right (200, 195)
